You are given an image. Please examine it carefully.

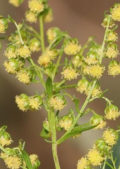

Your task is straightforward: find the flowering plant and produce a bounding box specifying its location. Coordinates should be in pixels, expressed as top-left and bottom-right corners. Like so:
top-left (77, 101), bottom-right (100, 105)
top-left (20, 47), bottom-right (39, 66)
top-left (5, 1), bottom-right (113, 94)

top-left (0, 0), bottom-right (120, 169)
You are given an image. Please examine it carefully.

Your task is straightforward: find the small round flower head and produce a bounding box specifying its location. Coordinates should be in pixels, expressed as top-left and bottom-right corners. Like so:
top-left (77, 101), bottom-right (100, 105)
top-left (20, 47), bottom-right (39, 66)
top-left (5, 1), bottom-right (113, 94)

top-left (102, 15), bottom-right (115, 28)
top-left (16, 70), bottom-right (31, 84)
top-left (16, 45), bottom-right (31, 59)
top-left (87, 147), bottom-right (104, 166)
top-left (9, 0), bottom-right (23, 7)
top-left (0, 17), bottom-right (8, 33)
top-left (105, 104), bottom-right (120, 120)
top-left (105, 44), bottom-right (118, 59)
top-left (111, 4), bottom-right (120, 21)
top-left (30, 154), bottom-right (40, 168)
top-left (83, 64), bottom-right (105, 79)
top-left (77, 157), bottom-right (90, 169)
top-left (4, 59), bottom-right (24, 74)
top-left (107, 31), bottom-right (118, 42)
top-left (15, 94), bottom-right (30, 111)
top-left (29, 38), bottom-right (40, 52)
top-left (108, 60), bottom-right (120, 76)
top-left (38, 49), bottom-right (57, 67)
top-left (84, 54), bottom-right (98, 65)
top-left (76, 77), bottom-right (89, 94)
top-left (49, 96), bottom-right (65, 111)
top-left (95, 139), bottom-right (110, 156)
top-left (64, 40), bottom-right (81, 55)
top-left (61, 67), bottom-right (78, 81)
top-left (90, 114), bottom-right (106, 129)
top-left (72, 55), bottom-right (82, 68)
top-left (44, 9), bottom-right (53, 23)
top-left (59, 114), bottom-right (73, 131)
top-left (4, 155), bottom-right (21, 169)
top-left (85, 82), bottom-right (102, 98)
top-left (28, 0), bottom-right (44, 13)
top-left (4, 46), bottom-right (16, 59)
top-left (47, 28), bottom-right (58, 42)
top-left (29, 96), bottom-right (42, 110)
top-left (25, 11), bottom-right (37, 23)
top-left (0, 132), bottom-right (12, 147)
top-left (103, 128), bottom-right (118, 146)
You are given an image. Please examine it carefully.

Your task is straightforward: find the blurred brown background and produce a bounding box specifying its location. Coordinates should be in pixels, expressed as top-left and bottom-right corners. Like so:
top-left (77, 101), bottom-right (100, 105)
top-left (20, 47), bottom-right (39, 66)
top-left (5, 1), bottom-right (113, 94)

top-left (0, 0), bottom-right (120, 169)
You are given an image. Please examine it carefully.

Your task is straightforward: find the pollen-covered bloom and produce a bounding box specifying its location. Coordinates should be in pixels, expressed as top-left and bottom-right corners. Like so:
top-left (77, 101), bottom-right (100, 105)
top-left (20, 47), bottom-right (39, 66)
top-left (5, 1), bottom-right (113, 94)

top-left (3, 155), bottom-right (21, 169)
top-left (103, 128), bottom-right (118, 146)
top-left (28, 0), bottom-right (44, 13)
top-left (106, 44), bottom-right (118, 59)
top-left (0, 18), bottom-right (8, 33)
top-left (76, 77), bottom-right (89, 94)
top-left (29, 38), bottom-right (40, 52)
top-left (111, 4), bottom-right (120, 21)
top-left (83, 64), bottom-right (105, 79)
top-left (29, 96), bottom-right (42, 110)
top-left (49, 96), bottom-right (65, 111)
top-left (38, 49), bottom-right (57, 67)
top-left (90, 114), bottom-right (106, 129)
top-left (87, 147), bottom-right (104, 166)
top-left (108, 60), bottom-right (120, 76)
top-left (4, 59), bottom-right (24, 74)
top-left (44, 9), bottom-right (53, 23)
top-left (77, 157), bottom-right (89, 169)
top-left (59, 115), bottom-right (73, 131)
top-left (47, 28), bottom-right (57, 42)
top-left (64, 41), bottom-right (81, 55)
top-left (25, 11), bottom-right (37, 23)
top-left (16, 45), bottom-right (31, 59)
top-left (0, 134), bottom-right (12, 147)
top-left (61, 67), bottom-right (78, 80)
top-left (15, 94), bottom-right (30, 111)
top-left (105, 104), bottom-right (120, 120)
top-left (107, 31), bottom-right (118, 42)
top-left (4, 46), bottom-right (16, 59)
top-left (9, 0), bottom-right (23, 7)
top-left (29, 154), bottom-right (40, 168)
top-left (16, 70), bottom-right (31, 84)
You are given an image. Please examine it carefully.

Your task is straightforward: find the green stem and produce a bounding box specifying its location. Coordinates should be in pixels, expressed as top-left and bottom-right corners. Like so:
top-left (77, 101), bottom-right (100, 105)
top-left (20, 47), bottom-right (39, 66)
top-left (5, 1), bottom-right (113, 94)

top-left (39, 16), bottom-right (45, 53)
top-left (49, 111), bottom-right (61, 169)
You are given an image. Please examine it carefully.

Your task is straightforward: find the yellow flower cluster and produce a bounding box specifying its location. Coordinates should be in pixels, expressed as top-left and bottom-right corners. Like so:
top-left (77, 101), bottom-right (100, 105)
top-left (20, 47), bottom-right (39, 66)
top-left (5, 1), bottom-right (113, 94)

top-left (105, 104), bottom-right (120, 120)
top-left (83, 65), bottom-right (105, 79)
top-left (38, 49), bottom-right (57, 67)
top-left (64, 41), bottom-right (81, 55)
top-left (111, 4), bottom-right (120, 21)
top-left (3, 155), bottom-right (21, 169)
top-left (106, 46), bottom-right (118, 59)
top-left (103, 129), bottom-right (118, 146)
top-left (25, 11), bottom-right (37, 23)
top-left (0, 136), bottom-right (12, 147)
top-left (16, 94), bottom-right (42, 111)
top-left (29, 38), bottom-right (40, 52)
top-left (28, 0), bottom-right (44, 13)
top-left (49, 96), bottom-right (65, 111)
top-left (0, 19), bottom-right (6, 33)
top-left (16, 70), bottom-right (31, 84)
top-left (59, 117), bottom-right (73, 131)
top-left (16, 45), bottom-right (31, 59)
top-left (87, 147), bottom-right (104, 166)
top-left (90, 114), bottom-right (106, 130)
top-left (30, 154), bottom-right (39, 166)
top-left (47, 28), bottom-right (57, 42)
top-left (4, 46), bottom-right (16, 59)
top-left (61, 67), bottom-right (78, 80)
top-left (77, 157), bottom-right (89, 169)
top-left (76, 78), bottom-right (89, 94)
top-left (44, 9), bottom-right (53, 23)
top-left (107, 31), bottom-right (118, 42)
top-left (108, 61), bottom-right (120, 76)
top-left (72, 55), bottom-right (82, 68)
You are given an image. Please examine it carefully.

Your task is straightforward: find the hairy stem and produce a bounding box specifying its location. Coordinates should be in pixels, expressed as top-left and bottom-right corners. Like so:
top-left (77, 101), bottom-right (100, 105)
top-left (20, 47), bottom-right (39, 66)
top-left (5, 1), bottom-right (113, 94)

top-left (39, 16), bottom-right (45, 53)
